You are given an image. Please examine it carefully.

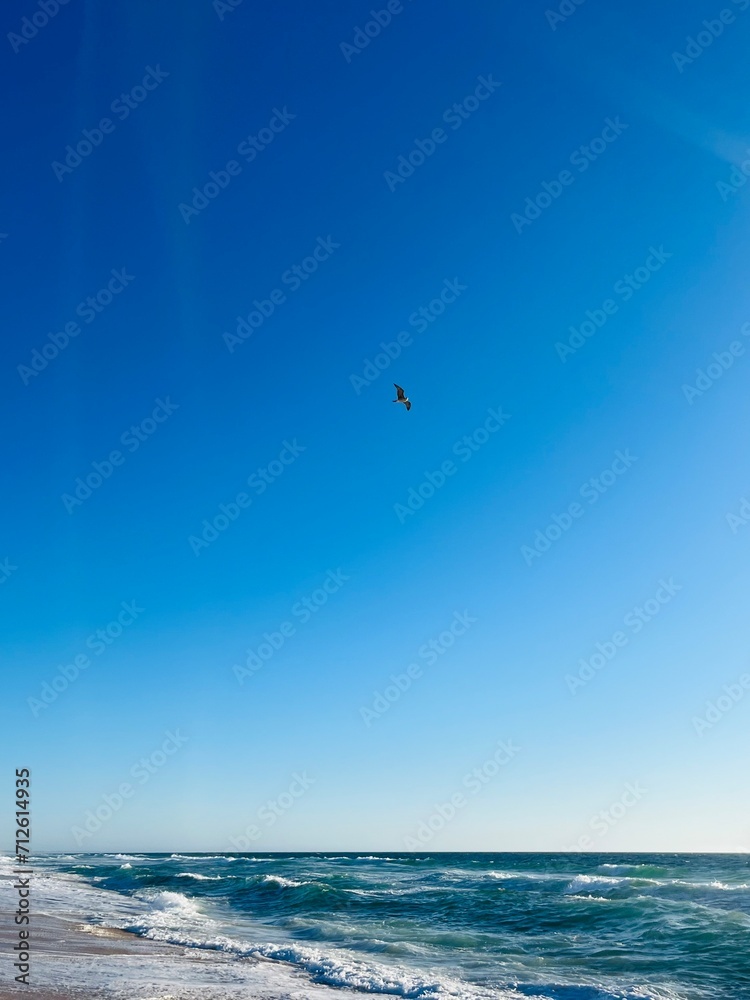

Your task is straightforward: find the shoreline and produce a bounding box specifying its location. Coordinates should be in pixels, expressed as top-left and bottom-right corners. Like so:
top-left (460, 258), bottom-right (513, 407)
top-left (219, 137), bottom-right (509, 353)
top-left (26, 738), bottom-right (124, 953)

top-left (3, 853), bottom-right (739, 1000)
top-left (0, 911), bottom-right (338, 1000)
top-left (0, 912), bottom-right (220, 999)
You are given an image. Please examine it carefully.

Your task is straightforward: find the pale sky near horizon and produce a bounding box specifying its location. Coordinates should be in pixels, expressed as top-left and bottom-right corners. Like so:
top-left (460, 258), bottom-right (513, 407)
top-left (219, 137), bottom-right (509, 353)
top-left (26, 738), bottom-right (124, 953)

top-left (2, 0), bottom-right (750, 853)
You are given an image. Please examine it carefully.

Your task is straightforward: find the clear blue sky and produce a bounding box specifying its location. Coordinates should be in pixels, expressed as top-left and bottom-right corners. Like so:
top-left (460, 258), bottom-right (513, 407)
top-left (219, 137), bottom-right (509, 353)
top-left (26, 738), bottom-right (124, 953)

top-left (2, 0), bottom-right (750, 853)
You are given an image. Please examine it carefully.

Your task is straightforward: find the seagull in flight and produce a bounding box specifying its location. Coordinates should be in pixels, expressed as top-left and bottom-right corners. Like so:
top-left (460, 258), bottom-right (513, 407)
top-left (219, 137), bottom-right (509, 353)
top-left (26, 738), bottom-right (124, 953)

top-left (393, 384), bottom-right (411, 411)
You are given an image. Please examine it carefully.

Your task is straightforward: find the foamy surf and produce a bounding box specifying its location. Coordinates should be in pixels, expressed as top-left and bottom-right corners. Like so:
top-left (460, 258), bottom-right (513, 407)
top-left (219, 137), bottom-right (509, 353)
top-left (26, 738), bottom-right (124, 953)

top-left (16, 853), bottom-right (749, 999)
top-left (176, 871), bottom-right (227, 880)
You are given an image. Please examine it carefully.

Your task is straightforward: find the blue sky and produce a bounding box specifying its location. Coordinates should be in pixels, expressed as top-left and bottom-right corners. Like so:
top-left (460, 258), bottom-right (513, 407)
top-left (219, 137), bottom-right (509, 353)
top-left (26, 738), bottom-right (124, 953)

top-left (2, 0), bottom-right (750, 852)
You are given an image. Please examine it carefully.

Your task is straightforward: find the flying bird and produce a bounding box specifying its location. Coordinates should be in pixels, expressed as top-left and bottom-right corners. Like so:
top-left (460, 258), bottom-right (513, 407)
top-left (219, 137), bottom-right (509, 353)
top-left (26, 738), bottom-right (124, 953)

top-left (393, 384), bottom-right (411, 411)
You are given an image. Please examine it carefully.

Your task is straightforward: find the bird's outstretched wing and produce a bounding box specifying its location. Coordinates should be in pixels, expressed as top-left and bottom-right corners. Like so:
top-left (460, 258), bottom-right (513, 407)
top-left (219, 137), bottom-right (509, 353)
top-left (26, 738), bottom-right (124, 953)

top-left (394, 384), bottom-right (406, 400)
top-left (405, 400), bottom-right (411, 411)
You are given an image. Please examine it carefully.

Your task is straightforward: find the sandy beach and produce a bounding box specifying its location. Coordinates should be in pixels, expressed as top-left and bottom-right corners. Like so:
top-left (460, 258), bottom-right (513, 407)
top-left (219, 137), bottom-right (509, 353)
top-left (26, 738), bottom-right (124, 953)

top-left (4, 852), bottom-right (746, 999)
top-left (0, 911), bottom-right (230, 999)
top-left (0, 910), bottom-right (338, 1000)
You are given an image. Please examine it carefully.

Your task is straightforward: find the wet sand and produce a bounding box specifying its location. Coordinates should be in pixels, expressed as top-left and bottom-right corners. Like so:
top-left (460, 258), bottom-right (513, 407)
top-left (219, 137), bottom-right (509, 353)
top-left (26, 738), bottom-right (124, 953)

top-left (0, 912), bottom-right (332, 999)
top-left (0, 912), bottom-right (219, 999)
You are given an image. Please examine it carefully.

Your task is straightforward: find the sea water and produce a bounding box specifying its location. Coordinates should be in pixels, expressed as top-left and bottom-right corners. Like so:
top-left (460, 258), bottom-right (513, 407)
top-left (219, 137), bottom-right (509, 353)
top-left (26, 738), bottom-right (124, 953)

top-left (16, 852), bottom-right (750, 999)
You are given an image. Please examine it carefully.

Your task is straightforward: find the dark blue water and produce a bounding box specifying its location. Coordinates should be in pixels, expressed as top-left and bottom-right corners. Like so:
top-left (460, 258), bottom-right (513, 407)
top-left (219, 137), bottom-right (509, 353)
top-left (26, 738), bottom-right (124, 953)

top-left (37, 853), bottom-right (750, 999)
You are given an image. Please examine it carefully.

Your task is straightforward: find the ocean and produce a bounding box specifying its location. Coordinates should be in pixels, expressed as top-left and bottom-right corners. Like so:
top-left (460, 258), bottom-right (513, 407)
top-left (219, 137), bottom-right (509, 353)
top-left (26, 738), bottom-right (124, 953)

top-left (15, 852), bottom-right (750, 999)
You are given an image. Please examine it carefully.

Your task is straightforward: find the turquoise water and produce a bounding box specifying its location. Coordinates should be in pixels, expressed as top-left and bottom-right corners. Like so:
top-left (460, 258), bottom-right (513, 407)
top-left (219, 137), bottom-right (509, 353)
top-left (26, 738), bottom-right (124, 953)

top-left (37, 853), bottom-right (750, 999)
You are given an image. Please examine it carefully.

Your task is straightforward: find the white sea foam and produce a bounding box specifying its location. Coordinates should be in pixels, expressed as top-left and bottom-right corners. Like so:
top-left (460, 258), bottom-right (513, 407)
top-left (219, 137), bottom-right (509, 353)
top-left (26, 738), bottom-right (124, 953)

top-left (486, 870), bottom-right (560, 882)
top-left (13, 855), bottom-right (717, 1000)
top-left (123, 888), bottom-right (225, 947)
top-left (597, 863), bottom-right (670, 878)
top-left (168, 854), bottom-right (232, 861)
top-left (175, 871), bottom-right (225, 881)
top-left (136, 889), bottom-right (205, 914)
top-left (38, 873), bottom-right (508, 999)
top-left (258, 874), bottom-right (315, 889)
top-left (81, 900), bottom-right (518, 1000)
top-left (599, 862), bottom-right (655, 869)
top-left (565, 874), bottom-right (632, 893)
top-left (668, 878), bottom-right (750, 891)
top-left (245, 940), bottom-right (521, 998)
